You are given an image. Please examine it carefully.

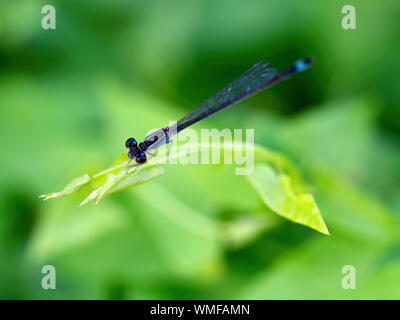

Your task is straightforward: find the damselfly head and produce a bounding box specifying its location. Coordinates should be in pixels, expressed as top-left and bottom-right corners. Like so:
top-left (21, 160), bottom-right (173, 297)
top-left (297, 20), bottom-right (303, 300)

top-left (135, 152), bottom-right (147, 164)
top-left (125, 137), bottom-right (137, 149)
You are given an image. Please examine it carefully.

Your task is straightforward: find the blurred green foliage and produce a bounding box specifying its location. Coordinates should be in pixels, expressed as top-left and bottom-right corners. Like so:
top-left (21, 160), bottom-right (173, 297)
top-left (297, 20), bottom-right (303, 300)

top-left (0, 0), bottom-right (399, 299)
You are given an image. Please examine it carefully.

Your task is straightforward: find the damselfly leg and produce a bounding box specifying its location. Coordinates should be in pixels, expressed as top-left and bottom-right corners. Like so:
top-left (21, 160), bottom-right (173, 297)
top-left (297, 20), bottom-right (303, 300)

top-left (124, 159), bottom-right (140, 173)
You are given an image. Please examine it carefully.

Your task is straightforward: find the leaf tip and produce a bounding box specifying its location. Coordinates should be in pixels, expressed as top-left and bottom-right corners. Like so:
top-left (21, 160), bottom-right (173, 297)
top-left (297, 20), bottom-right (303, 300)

top-left (318, 223), bottom-right (330, 236)
top-left (38, 193), bottom-right (60, 200)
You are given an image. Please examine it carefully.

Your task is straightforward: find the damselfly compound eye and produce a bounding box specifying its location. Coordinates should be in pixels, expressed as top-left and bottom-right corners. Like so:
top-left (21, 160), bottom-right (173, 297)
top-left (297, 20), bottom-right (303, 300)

top-left (125, 138), bottom-right (136, 148)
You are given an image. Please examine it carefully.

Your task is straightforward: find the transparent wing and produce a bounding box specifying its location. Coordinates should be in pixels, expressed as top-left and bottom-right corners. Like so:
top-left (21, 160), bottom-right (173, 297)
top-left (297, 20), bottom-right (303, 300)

top-left (142, 129), bottom-right (169, 151)
top-left (176, 61), bottom-right (277, 132)
top-left (141, 57), bottom-right (313, 152)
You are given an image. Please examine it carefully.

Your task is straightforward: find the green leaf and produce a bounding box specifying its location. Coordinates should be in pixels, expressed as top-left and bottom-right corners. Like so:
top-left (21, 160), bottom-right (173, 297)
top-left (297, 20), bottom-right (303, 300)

top-left (39, 151), bottom-right (166, 207)
top-left (39, 141), bottom-right (328, 235)
top-left (247, 164), bottom-right (329, 235)
top-left (38, 174), bottom-right (90, 200)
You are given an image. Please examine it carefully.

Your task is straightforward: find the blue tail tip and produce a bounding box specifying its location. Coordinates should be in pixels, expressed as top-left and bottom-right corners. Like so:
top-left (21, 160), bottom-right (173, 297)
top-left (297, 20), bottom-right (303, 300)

top-left (294, 57), bottom-right (314, 72)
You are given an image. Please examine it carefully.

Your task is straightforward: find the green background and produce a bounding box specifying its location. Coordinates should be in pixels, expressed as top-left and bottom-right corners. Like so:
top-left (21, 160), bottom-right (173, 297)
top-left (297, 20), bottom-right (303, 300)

top-left (1, 0), bottom-right (399, 299)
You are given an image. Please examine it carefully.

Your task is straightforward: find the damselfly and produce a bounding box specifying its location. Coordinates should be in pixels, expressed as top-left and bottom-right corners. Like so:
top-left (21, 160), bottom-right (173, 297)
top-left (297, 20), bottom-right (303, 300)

top-left (125, 57), bottom-right (313, 164)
